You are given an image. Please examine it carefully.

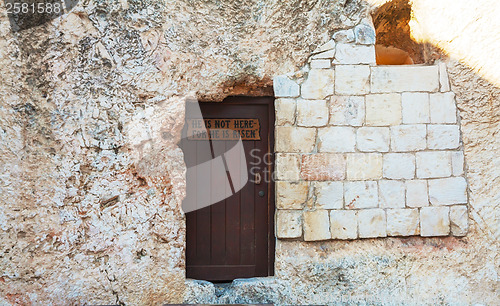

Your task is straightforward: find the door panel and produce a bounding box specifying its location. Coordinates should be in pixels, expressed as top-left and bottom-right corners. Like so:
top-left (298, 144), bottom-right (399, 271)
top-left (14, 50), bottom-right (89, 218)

top-left (184, 96), bottom-right (275, 281)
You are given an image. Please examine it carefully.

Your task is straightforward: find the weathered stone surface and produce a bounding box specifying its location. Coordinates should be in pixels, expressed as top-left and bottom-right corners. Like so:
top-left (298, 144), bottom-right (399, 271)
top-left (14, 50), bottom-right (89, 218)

top-left (344, 181), bottom-right (378, 209)
top-left (428, 177), bottom-right (468, 205)
top-left (332, 29), bottom-right (355, 43)
top-left (365, 94), bottom-right (402, 126)
top-left (390, 125), bottom-right (427, 152)
top-left (356, 127), bottom-right (390, 152)
top-left (275, 98), bottom-right (297, 126)
top-left (383, 153), bottom-right (415, 179)
top-left (300, 154), bottom-right (346, 181)
top-left (317, 127), bottom-right (356, 153)
top-left (276, 182), bottom-right (308, 209)
top-left (401, 92), bottom-right (430, 124)
top-left (312, 49), bottom-right (336, 59)
top-left (310, 59), bottom-right (331, 69)
top-left (370, 66), bottom-right (439, 93)
top-left (274, 75), bottom-right (300, 97)
top-left (276, 126), bottom-right (316, 153)
top-left (427, 124), bottom-right (460, 150)
top-left (301, 69), bottom-right (335, 100)
top-left (184, 280), bottom-right (216, 305)
top-left (296, 99), bottom-right (329, 127)
top-left (386, 209), bottom-right (419, 236)
top-left (358, 209), bottom-right (387, 238)
top-left (315, 182), bottom-right (343, 209)
top-left (330, 210), bottom-right (357, 239)
top-left (379, 180), bottom-right (405, 208)
top-left (346, 153), bottom-right (383, 180)
top-left (438, 61), bottom-right (451, 92)
top-left (354, 17), bottom-right (376, 45)
top-left (276, 210), bottom-right (303, 238)
top-left (420, 206), bottom-right (450, 236)
top-left (329, 96), bottom-right (365, 126)
top-left (276, 153), bottom-right (301, 181)
top-left (335, 65), bottom-right (370, 95)
top-left (416, 151), bottom-right (452, 178)
top-left (429, 92), bottom-right (457, 124)
top-left (405, 180), bottom-right (429, 208)
top-left (303, 210), bottom-right (331, 241)
top-left (333, 43), bottom-right (376, 64)
top-left (312, 40), bottom-right (336, 55)
top-left (451, 151), bottom-right (465, 176)
top-left (450, 205), bottom-right (468, 236)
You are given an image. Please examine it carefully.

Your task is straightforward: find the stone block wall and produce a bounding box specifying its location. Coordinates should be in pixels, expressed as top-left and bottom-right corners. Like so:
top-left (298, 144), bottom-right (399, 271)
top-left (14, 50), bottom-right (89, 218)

top-left (273, 18), bottom-right (468, 241)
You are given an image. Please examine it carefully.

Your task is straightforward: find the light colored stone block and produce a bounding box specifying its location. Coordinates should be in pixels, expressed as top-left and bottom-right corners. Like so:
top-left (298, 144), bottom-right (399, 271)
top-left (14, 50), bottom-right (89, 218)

top-left (406, 180), bottom-right (429, 207)
top-left (430, 92), bottom-right (457, 124)
top-left (301, 69), bottom-right (335, 100)
top-left (451, 151), bottom-right (465, 176)
top-left (383, 153), bottom-right (415, 179)
top-left (304, 210), bottom-right (331, 241)
top-left (275, 98), bottom-right (296, 126)
top-left (333, 43), bottom-right (376, 65)
top-left (276, 153), bottom-right (301, 181)
top-left (344, 181), bottom-right (378, 209)
top-left (379, 180), bottom-right (405, 208)
top-left (358, 209), bottom-right (387, 238)
top-left (315, 181), bottom-right (343, 209)
top-left (365, 94), bottom-right (401, 126)
top-left (450, 205), bottom-right (468, 236)
top-left (330, 210), bottom-right (357, 240)
top-left (312, 39), bottom-right (336, 54)
top-left (390, 125), bottom-right (426, 152)
top-left (346, 153), bottom-right (383, 180)
top-left (310, 59), bottom-right (331, 69)
top-left (354, 17), bottom-right (376, 45)
top-left (312, 49), bottom-right (335, 59)
top-left (357, 127), bottom-right (390, 152)
top-left (416, 151), bottom-right (452, 178)
top-left (276, 181), bottom-right (308, 209)
top-left (428, 177), bottom-right (468, 205)
top-left (370, 65), bottom-right (439, 93)
top-left (438, 61), bottom-right (451, 92)
top-left (329, 96), bottom-right (365, 126)
top-left (335, 65), bottom-right (370, 95)
top-left (276, 126), bottom-right (316, 153)
top-left (333, 29), bottom-right (355, 43)
top-left (427, 125), bottom-right (460, 150)
top-left (387, 209), bottom-right (419, 236)
top-left (318, 127), bottom-right (356, 153)
top-left (276, 210), bottom-right (302, 238)
top-left (274, 75), bottom-right (300, 97)
top-left (297, 99), bottom-right (329, 127)
top-left (300, 153), bottom-right (346, 181)
top-left (420, 206), bottom-right (450, 236)
top-left (402, 92), bottom-right (430, 124)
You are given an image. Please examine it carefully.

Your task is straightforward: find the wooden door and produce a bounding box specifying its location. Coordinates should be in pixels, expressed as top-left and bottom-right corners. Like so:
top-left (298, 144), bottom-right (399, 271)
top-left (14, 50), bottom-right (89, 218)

top-left (183, 96), bottom-right (275, 281)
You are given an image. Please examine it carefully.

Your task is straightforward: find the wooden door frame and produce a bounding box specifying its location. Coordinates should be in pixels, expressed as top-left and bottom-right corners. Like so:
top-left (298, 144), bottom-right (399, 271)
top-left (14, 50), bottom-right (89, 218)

top-left (195, 96), bottom-right (276, 277)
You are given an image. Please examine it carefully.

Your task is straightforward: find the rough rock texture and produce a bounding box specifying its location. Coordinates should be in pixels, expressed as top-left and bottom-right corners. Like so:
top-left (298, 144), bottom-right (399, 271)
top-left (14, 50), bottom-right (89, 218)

top-left (0, 0), bottom-right (499, 305)
top-left (0, 0), bottom-right (369, 304)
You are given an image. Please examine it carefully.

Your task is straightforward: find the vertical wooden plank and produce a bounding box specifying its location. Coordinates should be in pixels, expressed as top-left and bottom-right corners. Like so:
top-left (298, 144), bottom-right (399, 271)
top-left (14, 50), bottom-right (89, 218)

top-left (196, 139), bottom-right (211, 265)
top-left (254, 104), bottom-right (271, 276)
top-left (209, 141), bottom-right (227, 265)
top-left (183, 135), bottom-right (198, 265)
top-left (240, 139), bottom-right (256, 265)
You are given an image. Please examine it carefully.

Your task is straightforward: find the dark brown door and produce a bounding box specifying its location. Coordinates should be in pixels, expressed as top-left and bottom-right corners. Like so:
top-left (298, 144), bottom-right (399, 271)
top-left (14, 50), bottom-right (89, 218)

top-left (183, 96), bottom-right (275, 281)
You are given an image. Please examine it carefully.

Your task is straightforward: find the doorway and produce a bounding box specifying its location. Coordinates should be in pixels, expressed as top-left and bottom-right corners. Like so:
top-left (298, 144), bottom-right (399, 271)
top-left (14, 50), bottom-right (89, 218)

top-left (183, 96), bottom-right (275, 281)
